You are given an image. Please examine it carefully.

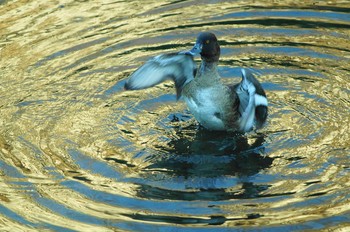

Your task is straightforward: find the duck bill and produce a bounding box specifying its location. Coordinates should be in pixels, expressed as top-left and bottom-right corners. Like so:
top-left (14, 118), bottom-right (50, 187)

top-left (181, 42), bottom-right (202, 56)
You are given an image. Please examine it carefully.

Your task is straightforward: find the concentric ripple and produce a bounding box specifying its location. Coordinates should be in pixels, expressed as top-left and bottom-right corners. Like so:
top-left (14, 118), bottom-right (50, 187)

top-left (0, 0), bottom-right (349, 231)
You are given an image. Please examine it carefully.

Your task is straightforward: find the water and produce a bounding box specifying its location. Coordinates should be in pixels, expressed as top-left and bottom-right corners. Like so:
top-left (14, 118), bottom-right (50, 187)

top-left (0, 0), bottom-right (349, 231)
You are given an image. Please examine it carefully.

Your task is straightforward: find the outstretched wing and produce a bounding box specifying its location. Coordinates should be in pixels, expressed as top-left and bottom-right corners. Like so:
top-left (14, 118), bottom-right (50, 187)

top-left (233, 69), bottom-right (268, 131)
top-left (124, 53), bottom-right (197, 99)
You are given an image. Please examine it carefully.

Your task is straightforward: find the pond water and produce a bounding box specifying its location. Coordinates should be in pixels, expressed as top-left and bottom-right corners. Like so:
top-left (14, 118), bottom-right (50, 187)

top-left (0, 0), bottom-right (349, 231)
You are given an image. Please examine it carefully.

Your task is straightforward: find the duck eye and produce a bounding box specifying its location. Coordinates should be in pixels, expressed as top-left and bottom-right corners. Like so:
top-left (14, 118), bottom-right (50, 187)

top-left (205, 40), bottom-right (210, 44)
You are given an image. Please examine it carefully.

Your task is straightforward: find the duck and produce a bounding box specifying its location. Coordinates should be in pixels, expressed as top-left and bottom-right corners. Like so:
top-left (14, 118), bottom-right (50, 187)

top-left (124, 32), bottom-right (268, 132)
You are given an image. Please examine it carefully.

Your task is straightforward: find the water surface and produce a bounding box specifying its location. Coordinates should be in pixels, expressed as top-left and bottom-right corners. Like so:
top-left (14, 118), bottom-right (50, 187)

top-left (0, 0), bottom-right (349, 231)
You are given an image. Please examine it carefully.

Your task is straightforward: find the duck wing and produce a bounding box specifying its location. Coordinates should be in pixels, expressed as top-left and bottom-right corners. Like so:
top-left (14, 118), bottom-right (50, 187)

top-left (124, 53), bottom-right (197, 99)
top-left (232, 69), bottom-right (268, 131)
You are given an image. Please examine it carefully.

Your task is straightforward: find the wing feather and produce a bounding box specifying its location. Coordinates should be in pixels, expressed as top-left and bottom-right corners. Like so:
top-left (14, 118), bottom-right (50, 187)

top-left (233, 69), bottom-right (268, 130)
top-left (124, 53), bottom-right (196, 99)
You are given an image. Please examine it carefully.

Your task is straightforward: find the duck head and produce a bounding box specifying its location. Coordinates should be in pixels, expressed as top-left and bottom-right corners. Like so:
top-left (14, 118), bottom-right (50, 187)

top-left (187, 32), bottom-right (221, 63)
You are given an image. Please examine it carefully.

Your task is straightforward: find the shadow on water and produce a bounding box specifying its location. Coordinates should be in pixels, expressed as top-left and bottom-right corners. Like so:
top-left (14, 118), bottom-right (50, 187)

top-left (124, 212), bottom-right (263, 227)
top-left (120, 123), bottom-right (274, 226)
top-left (135, 121), bottom-right (274, 202)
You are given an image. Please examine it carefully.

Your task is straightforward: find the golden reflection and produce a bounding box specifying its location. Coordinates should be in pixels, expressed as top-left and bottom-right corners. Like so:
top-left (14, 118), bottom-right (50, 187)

top-left (0, 0), bottom-right (349, 230)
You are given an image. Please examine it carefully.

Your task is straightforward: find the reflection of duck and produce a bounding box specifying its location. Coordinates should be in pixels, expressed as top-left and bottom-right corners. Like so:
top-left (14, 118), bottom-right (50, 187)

top-left (136, 128), bottom-right (274, 201)
top-left (125, 32), bottom-right (268, 132)
top-left (150, 128), bottom-right (273, 178)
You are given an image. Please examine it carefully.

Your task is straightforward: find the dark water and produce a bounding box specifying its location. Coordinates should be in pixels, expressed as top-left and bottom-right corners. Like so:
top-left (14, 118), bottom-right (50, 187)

top-left (0, 0), bottom-right (349, 231)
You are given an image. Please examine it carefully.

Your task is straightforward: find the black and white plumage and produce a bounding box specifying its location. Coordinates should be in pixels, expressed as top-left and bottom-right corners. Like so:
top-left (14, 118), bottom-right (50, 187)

top-left (124, 32), bottom-right (268, 132)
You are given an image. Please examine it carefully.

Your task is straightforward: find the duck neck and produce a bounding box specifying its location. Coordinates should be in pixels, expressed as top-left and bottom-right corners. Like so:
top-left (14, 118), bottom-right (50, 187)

top-left (198, 60), bottom-right (218, 76)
